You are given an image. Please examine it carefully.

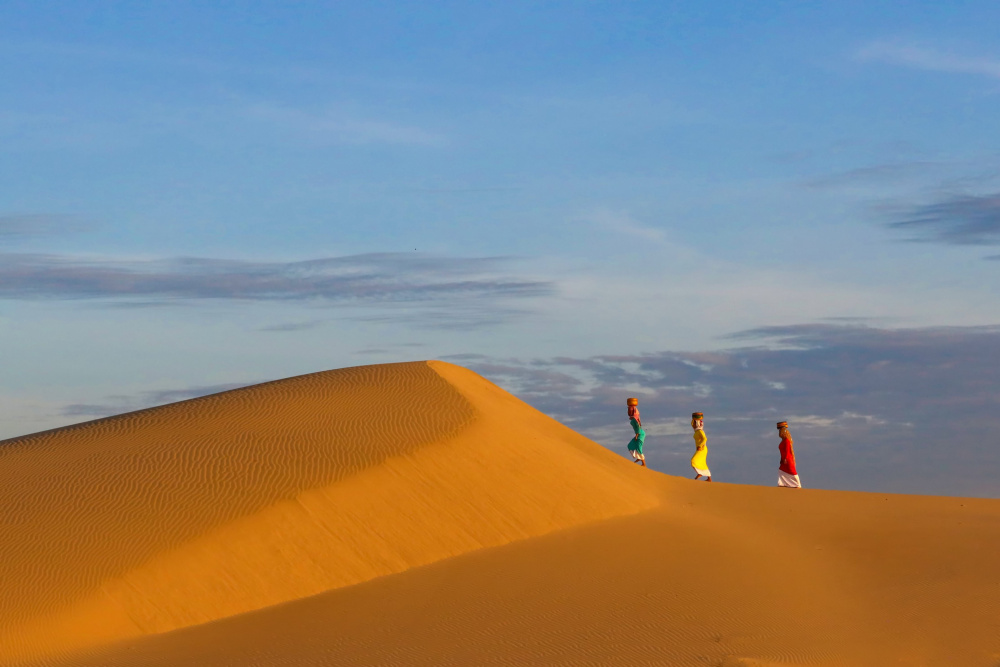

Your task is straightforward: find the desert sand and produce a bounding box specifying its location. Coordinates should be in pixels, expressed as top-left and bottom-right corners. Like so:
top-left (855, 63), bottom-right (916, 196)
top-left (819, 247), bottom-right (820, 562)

top-left (0, 361), bottom-right (997, 666)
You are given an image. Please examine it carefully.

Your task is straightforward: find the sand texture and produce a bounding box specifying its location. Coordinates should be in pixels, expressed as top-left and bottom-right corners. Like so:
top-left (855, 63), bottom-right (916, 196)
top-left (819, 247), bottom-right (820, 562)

top-left (0, 361), bottom-right (997, 666)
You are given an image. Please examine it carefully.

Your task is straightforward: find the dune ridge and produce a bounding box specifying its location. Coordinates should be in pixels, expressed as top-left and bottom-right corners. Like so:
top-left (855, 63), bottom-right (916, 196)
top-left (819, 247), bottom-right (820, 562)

top-left (0, 361), bottom-right (656, 663)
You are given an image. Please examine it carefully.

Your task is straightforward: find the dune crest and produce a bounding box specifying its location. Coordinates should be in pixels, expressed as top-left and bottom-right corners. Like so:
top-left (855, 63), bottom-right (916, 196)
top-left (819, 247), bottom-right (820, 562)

top-left (0, 361), bottom-right (656, 662)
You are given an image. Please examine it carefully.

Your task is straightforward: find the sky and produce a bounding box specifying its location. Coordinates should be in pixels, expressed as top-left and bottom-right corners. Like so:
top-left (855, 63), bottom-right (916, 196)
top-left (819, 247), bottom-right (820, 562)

top-left (2, 1), bottom-right (999, 497)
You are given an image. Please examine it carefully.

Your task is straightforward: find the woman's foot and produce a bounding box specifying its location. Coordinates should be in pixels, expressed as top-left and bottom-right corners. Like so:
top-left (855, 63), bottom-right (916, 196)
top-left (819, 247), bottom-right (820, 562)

top-left (707, 476), bottom-right (712, 482)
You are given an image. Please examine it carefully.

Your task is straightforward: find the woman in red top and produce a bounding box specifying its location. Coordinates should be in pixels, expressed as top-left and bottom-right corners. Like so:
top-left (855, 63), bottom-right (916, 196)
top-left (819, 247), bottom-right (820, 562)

top-left (776, 421), bottom-right (802, 488)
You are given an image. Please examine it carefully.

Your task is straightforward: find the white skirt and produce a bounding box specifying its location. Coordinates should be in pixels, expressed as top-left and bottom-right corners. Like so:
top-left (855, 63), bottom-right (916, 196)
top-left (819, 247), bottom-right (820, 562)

top-left (693, 467), bottom-right (711, 477)
top-left (778, 471), bottom-right (802, 488)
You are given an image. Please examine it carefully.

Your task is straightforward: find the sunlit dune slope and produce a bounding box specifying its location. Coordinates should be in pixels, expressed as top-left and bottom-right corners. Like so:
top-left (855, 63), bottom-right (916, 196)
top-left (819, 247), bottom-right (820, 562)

top-left (0, 361), bottom-right (657, 662)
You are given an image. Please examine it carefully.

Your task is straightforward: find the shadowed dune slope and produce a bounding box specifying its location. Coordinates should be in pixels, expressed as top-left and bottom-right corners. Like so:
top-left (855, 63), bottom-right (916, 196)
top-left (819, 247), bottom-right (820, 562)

top-left (0, 361), bottom-right (657, 663)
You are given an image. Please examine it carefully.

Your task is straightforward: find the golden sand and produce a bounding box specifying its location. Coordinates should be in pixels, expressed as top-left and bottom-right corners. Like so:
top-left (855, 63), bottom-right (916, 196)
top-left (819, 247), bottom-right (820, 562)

top-left (0, 361), bottom-right (997, 666)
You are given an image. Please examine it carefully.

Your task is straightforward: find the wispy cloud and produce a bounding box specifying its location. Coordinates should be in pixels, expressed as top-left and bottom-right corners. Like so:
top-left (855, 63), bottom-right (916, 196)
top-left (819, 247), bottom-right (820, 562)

top-left (801, 161), bottom-right (941, 189)
top-left (62, 382), bottom-right (253, 419)
top-left (857, 42), bottom-right (1000, 79)
top-left (0, 214), bottom-right (84, 238)
top-left (888, 193), bottom-right (1000, 245)
top-left (354, 302), bottom-right (540, 330)
top-left (584, 209), bottom-right (667, 243)
top-left (0, 252), bottom-right (552, 304)
top-left (243, 102), bottom-right (444, 146)
top-left (258, 319), bottom-right (327, 332)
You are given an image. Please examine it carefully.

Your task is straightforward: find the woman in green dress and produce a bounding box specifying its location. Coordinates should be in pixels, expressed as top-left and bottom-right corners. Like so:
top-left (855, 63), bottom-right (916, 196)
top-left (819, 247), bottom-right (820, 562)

top-left (626, 397), bottom-right (646, 467)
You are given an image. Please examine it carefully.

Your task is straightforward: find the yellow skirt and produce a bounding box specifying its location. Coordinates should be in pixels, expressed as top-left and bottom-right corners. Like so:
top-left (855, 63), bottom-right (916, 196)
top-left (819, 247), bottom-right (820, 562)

top-left (691, 447), bottom-right (709, 474)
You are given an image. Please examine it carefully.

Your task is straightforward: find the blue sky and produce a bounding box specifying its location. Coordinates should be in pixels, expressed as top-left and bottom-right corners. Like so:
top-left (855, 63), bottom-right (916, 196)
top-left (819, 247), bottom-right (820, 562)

top-left (2, 2), bottom-right (999, 496)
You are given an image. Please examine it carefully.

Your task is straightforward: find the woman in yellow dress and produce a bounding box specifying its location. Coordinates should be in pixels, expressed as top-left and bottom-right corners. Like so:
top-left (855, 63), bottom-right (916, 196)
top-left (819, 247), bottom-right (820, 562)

top-left (690, 412), bottom-right (711, 481)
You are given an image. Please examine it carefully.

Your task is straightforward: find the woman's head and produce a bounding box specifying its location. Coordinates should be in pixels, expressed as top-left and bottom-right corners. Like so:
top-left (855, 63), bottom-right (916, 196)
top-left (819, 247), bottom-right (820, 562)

top-left (691, 411), bottom-right (704, 429)
top-left (627, 397), bottom-right (639, 419)
top-left (777, 421), bottom-right (790, 438)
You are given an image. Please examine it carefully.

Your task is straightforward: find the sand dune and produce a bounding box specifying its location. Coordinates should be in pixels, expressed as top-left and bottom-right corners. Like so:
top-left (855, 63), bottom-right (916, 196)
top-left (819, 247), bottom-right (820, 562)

top-left (0, 361), bottom-right (655, 663)
top-left (57, 481), bottom-right (1000, 667)
top-left (1, 361), bottom-right (998, 665)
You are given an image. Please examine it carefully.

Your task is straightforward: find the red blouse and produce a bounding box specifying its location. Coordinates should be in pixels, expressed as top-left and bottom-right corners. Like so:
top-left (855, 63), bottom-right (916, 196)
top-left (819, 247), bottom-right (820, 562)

top-left (779, 437), bottom-right (797, 475)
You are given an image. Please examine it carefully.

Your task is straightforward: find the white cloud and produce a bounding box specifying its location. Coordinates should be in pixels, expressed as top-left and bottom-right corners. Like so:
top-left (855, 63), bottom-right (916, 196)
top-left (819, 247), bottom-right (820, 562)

top-left (681, 359), bottom-right (715, 372)
top-left (584, 209), bottom-right (668, 243)
top-left (857, 42), bottom-right (1000, 80)
top-left (840, 411), bottom-right (889, 426)
top-left (243, 102), bottom-right (445, 146)
top-left (784, 415), bottom-right (837, 428)
top-left (782, 412), bottom-right (897, 429)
